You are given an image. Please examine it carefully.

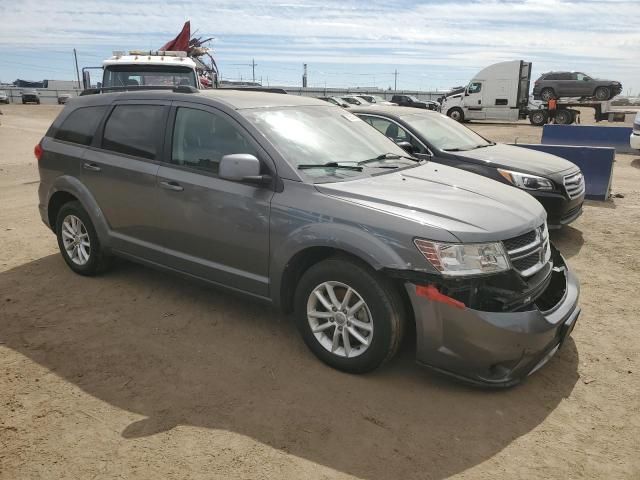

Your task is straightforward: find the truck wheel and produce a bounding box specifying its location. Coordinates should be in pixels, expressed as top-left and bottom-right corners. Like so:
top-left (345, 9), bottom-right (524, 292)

top-left (447, 107), bottom-right (464, 122)
top-left (540, 88), bottom-right (556, 101)
top-left (594, 87), bottom-right (610, 101)
top-left (529, 110), bottom-right (548, 126)
top-left (294, 257), bottom-right (405, 374)
top-left (554, 110), bottom-right (573, 125)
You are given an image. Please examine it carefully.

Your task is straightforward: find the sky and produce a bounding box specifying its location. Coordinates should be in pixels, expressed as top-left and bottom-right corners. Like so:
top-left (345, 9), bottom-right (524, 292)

top-left (0, 0), bottom-right (638, 94)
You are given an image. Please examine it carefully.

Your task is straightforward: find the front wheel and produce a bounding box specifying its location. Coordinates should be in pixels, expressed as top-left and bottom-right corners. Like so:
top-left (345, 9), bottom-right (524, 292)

top-left (594, 86), bottom-right (610, 101)
top-left (447, 107), bottom-right (464, 122)
top-left (55, 201), bottom-right (111, 276)
top-left (294, 257), bottom-right (405, 373)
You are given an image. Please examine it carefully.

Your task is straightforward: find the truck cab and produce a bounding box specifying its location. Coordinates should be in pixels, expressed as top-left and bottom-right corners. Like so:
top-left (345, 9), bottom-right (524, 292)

top-left (441, 60), bottom-right (531, 123)
top-left (83, 51), bottom-right (200, 91)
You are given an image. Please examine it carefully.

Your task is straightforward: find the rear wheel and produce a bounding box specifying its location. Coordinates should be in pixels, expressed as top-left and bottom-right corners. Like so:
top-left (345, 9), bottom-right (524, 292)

top-left (294, 257), bottom-right (405, 373)
top-left (529, 110), bottom-right (548, 126)
top-left (594, 86), bottom-right (610, 101)
top-left (447, 107), bottom-right (464, 122)
top-left (554, 109), bottom-right (573, 125)
top-left (55, 201), bottom-right (111, 276)
top-left (540, 88), bottom-right (556, 101)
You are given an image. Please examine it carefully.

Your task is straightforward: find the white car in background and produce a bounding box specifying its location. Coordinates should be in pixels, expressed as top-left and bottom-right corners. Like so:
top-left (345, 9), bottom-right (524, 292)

top-left (631, 112), bottom-right (640, 151)
top-left (357, 94), bottom-right (397, 106)
top-left (0, 90), bottom-right (9, 104)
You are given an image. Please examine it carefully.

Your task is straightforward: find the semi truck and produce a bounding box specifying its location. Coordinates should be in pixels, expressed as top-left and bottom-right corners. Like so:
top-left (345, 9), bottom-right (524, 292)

top-left (440, 60), bottom-right (628, 126)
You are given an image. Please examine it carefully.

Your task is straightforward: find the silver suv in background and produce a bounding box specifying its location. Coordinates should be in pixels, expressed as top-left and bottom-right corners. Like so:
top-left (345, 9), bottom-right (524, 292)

top-left (36, 89), bottom-right (580, 386)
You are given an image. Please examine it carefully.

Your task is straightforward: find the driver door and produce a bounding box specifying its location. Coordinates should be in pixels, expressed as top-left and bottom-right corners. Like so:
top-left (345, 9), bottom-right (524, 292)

top-left (463, 81), bottom-right (485, 119)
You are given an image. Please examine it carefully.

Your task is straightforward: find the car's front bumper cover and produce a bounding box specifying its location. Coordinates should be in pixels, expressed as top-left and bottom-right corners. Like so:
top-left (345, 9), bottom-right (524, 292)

top-left (405, 255), bottom-right (580, 387)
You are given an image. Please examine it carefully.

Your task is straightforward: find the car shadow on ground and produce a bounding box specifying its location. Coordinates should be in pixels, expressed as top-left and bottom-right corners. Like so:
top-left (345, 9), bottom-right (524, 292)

top-left (0, 254), bottom-right (579, 480)
top-left (550, 225), bottom-right (585, 260)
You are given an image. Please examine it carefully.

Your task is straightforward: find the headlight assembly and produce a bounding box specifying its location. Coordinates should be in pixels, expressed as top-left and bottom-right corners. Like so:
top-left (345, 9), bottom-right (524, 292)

top-left (414, 239), bottom-right (510, 276)
top-left (498, 168), bottom-right (554, 191)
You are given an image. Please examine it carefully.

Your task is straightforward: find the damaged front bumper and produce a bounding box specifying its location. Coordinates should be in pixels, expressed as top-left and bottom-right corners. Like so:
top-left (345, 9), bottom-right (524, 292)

top-left (403, 250), bottom-right (580, 387)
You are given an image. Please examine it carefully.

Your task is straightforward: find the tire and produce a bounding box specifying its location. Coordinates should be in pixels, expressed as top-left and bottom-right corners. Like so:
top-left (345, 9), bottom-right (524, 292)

top-left (540, 88), bottom-right (556, 101)
top-left (594, 86), bottom-right (610, 101)
top-left (447, 107), bottom-right (464, 122)
top-left (294, 257), bottom-right (405, 374)
top-left (554, 109), bottom-right (573, 125)
top-left (529, 110), bottom-right (548, 126)
top-left (55, 201), bottom-right (111, 276)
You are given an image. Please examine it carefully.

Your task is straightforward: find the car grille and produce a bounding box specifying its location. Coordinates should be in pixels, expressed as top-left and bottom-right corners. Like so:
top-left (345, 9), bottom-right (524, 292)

top-left (563, 171), bottom-right (585, 199)
top-left (503, 223), bottom-right (551, 277)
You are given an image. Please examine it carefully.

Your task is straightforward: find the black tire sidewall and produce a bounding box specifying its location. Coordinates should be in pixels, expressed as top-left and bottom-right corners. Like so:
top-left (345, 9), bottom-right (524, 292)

top-left (555, 110), bottom-right (572, 124)
top-left (595, 87), bottom-right (610, 100)
top-left (530, 111), bottom-right (547, 126)
top-left (448, 108), bottom-right (464, 122)
top-left (541, 88), bottom-right (555, 101)
top-left (55, 201), bottom-right (103, 276)
top-left (294, 258), bottom-right (403, 374)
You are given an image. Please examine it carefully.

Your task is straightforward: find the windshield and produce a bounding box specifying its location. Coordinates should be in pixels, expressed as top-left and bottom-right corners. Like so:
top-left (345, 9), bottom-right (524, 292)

top-left (402, 112), bottom-right (493, 151)
top-left (103, 65), bottom-right (197, 88)
top-left (244, 106), bottom-right (415, 182)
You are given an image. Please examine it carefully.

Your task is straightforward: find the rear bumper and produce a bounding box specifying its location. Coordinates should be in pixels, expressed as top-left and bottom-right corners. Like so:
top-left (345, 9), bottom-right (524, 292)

top-left (406, 255), bottom-right (580, 387)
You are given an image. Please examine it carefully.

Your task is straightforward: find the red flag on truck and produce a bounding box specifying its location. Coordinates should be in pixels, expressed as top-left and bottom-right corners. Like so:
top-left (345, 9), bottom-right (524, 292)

top-left (161, 21), bottom-right (191, 52)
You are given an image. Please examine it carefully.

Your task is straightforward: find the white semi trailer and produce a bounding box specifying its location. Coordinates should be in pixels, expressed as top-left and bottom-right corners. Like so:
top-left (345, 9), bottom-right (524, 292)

top-left (440, 60), bottom-right (625, 126)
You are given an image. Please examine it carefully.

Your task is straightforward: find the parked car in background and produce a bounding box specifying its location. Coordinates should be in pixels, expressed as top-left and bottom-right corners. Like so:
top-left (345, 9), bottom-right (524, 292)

top-left (21, 90), bottom-right (40, 104)
top-left (36, 89), bottom-right (579, 386)
top-left (351, 105), bottom-right (585, 228)
top-left (0, 90), bottom-right (9, 104)
top-left (318, 96), bottom-right (350, 108)
top-left (341, 96), bottom-right (371, 106)
top-left (357, 94), bottom-right (397, 106)
top-left (58, 93), bottom-right (72, 105)
top-left (533, 72), bottom-right (622, 101)
top-left (631, 112), bottom-right (640, 151)
top-left (391, 95), bottom-right (438, 110)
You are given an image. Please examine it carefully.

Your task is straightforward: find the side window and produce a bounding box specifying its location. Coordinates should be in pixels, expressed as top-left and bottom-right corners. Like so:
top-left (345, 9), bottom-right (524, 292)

top-left (171, 107), bottom-right (258, 175)
top-left (102, 105), bottom-right (165, 160)
top-left (558, 73), bottom-right (573, 80)
top-left (54, 106), bottom-right (108, 146)
top-left (468, 82), bottom-right (482, 94)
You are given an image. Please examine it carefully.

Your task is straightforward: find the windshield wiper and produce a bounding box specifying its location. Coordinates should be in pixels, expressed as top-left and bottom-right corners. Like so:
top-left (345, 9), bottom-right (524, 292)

top-left (471, 143), bottom-right (495, 149)
top-left (358, 153), bottom-right (419, 166)
top-left (442, 147), bottom-right (470, 152)
top-left (298, 162), bottom-right (363, 171)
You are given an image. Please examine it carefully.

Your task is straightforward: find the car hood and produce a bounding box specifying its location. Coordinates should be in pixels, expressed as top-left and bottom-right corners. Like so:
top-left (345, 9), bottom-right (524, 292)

top-left (451, 143), bottom-right (578, 176)
top-left (316, 162), bottom-right (546, 243)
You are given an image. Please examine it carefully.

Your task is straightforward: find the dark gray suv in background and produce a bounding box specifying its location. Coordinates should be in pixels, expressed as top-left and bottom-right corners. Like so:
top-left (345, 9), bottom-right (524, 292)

top-left (533, 71), bottom-right (622, 101)
top-left (36, 89), bottom-right (580, 386)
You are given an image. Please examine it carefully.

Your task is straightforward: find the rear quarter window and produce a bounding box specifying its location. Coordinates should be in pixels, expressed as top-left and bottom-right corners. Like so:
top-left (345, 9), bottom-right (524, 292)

top-left (54, 106), bottom-right (108, 146)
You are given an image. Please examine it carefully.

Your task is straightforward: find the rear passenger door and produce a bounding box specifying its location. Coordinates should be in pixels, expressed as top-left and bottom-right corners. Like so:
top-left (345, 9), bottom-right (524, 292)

top-left (81, 101), bottom-right (169, 263)
top-left (155, 103), bottom-right (274, 297)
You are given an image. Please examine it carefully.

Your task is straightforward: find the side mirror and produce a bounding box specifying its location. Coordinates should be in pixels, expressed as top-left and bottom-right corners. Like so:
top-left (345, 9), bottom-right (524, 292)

top-left (395, 141), bottom-right (416, 154)
top-left (219, 154), bottom-right (271, 185)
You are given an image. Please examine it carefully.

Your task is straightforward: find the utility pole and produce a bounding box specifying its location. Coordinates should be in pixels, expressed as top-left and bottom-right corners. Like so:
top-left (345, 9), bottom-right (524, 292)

top-left (394, 69), bottom-right (398, 91)
top-left (302, 63), bottom-right (308, 88)
top-left (251, 58), bottom-right (257, 83)
top-left (73, 48), bottom-right (81, 89)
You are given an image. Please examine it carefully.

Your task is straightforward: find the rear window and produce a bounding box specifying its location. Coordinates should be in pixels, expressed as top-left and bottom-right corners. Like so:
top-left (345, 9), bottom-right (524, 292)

top-left (101, 105), bottom-right (165, 160)
top-left (54, 106), bottom-right (108, 146)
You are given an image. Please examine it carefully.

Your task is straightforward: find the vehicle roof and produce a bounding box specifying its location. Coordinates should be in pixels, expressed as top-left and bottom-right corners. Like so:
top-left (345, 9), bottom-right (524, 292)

top-left (71, 89), bottom-right (330, 110)
top-left (103, 55), bottom-right (197, 68)
top-left (349, 105), bottom-right (440, 119)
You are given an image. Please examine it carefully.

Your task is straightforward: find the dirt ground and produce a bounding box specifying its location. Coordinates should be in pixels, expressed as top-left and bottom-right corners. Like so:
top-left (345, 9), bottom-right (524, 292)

top-left (1, 104), bottom-right (639, 479)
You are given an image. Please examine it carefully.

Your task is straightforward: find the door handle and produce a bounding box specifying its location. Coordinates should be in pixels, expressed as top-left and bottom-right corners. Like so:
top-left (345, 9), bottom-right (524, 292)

top-left (159, 180), bottom-right (184, 192)
top-left (83, 162), bottom-right (101, 172)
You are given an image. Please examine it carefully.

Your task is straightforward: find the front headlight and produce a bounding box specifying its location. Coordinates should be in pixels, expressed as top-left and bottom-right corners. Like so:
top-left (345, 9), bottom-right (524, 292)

top-left (498, 168), bottom-right (554, 191)
top-left (414, 239), bottom-right (510, 276)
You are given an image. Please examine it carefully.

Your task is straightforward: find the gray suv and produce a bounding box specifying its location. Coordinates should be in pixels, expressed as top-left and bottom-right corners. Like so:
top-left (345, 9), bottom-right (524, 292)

top-left (36, 89), bottom-right (580, 386)
top-left (533, 71), bottom-right (622, 101)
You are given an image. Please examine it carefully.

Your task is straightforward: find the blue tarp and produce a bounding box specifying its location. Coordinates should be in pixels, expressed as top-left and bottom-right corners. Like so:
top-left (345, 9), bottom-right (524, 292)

top-left (542, 124), bottom-right (634, 154)
top-left (511, 144), bottom-right (614, 201)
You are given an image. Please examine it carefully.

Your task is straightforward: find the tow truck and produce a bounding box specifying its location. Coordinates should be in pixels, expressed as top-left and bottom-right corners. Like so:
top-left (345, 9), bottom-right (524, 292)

top-left (440, 60), bottom-right (631, 126)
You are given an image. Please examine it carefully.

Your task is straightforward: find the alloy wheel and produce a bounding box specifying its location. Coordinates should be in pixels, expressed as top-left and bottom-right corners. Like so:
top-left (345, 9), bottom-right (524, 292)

top-left (306, 281), bottom-right (374, 358)
top-left (61, 214), bottom-right (91, 265)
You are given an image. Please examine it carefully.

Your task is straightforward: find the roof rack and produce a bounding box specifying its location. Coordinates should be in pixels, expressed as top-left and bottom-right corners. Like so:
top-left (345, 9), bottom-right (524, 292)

top-left (80, 85), bottom-right (199, 96)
